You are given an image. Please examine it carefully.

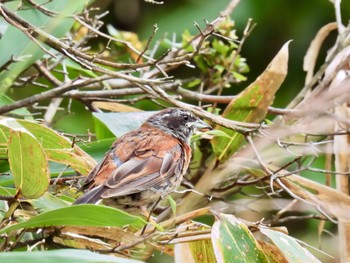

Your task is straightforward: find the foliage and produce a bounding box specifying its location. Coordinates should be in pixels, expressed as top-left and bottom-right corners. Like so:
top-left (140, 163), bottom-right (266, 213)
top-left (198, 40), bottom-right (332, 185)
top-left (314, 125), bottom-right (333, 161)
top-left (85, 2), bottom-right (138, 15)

top-left (0, 0), bottom-right (349, 262)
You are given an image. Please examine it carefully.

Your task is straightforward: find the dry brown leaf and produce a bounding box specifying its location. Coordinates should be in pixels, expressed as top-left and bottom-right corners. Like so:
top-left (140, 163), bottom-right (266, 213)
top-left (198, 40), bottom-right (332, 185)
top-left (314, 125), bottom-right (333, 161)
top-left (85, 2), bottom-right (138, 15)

top-left (303, 22), bottom-right (337, 84)
top-left (53, 233), bottom-right (112, 250)
top-left (278, 174), bottom-right (350, 221)
top-left (258, 240), bottom-right (288, 263)
top-left (332, 68), bottom-right (350, 261)
top-left (60, 225), bottom-right (141, 245)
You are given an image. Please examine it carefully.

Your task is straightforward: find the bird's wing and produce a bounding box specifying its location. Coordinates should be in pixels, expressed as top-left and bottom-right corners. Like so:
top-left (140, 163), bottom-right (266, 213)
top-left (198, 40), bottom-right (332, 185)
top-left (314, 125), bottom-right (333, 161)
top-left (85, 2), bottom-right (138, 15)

top-left (101, 143), bottom-right (184, 198)
top-left (80, 150), bottom-right (123, 189)
top-left (79, 129), bottom-right (142, 189)
top-left (79, 127), bottom-right (189, 201)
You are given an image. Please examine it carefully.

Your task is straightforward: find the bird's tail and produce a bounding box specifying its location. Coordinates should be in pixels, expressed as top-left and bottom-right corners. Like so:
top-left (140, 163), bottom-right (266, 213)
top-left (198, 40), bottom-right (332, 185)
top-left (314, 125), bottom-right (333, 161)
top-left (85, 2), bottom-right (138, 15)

top-left (73, 185), bottom-right (106, 205)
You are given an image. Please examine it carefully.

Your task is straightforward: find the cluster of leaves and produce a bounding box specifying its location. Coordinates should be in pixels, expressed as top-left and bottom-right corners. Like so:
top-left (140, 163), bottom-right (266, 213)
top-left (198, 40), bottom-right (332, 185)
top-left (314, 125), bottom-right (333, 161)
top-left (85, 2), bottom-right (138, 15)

top-left (182, 18), bottom-right (249, 87)
top-left (0, 0), bottom-right (349, 262)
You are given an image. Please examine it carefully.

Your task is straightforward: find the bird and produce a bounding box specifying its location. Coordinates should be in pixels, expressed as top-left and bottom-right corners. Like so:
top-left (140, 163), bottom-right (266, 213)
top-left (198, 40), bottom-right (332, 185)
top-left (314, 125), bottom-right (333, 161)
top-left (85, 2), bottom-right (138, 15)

top-left (74, 108), bottom-right (211, 214)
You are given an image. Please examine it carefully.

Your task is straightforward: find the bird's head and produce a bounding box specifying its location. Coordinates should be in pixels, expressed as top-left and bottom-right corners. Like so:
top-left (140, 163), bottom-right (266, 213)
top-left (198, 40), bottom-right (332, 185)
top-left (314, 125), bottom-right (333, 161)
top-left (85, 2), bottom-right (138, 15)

top-left (146, 108), bottom-right (211, 143)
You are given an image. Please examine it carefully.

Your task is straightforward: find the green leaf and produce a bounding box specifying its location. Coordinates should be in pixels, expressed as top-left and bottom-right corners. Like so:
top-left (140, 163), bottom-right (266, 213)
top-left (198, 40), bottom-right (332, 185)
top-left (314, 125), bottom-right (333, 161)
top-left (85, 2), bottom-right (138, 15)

top-left (212, 42), bottom-right (290, 162)
top-left (7, 129), bottom-right (49, 199)
top-left (211, 212), bottom-right (269, 263)
top-left (0, 0), bottom-right (91, 93)
top-left (187, 78), bottom-right (201, 88)
top-left (212, 39), bottom-right (229, 55)
top-left (26, 192), bottom-right (69, 213)
top-left (0, 118), bottom-right (95, 176)
top-left (78, 138), bottom-right (115, 162)
top-left (17, 120), bottom-right (72, 149)
top-left (260, 228), bottom-right (321, 263)
top-left (17, 119), bottom-right (96, 175)
top-left (0, 249), bottom-right (144, 263)
top-left (191, 129), bottom-right (230, 142)
top-left (167, 195), bottom-right (177, 215)
top-left (45, 148), bottom-right (93, 175)
top-left (0, 204), bottom-right (147, 235)
top-left (0, 187), bottom-right (16, 196)
top-left (92, 112), bottom-right (156, 137)
top-left (93, 115), bottom-right (116, 140)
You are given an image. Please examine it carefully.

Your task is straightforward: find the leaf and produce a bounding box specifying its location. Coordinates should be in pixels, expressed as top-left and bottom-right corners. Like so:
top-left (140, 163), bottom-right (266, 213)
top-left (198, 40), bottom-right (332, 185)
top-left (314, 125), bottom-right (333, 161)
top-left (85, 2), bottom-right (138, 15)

top-left (260, 228), bottom-right (321, 263)
top-left (211, 212), bottom-right (269, 263)
top-left (17, 120), bottom-right (72, 149)
top-left (167, 195), bottom-right (177, 215)
top-left (0, 0), bottom-right (91, 93)
top-left (257, 240), bottom-right (288, 263)
top-left (0, 118), bottom-right (95, 176)
top-left (191, 129), bottom-right (230, 142)
top-left (92, 111), bottom-right (156, 137)
top-left (60, 225), bottom-right (142, 244)
top-left (17, 119), bottom-right (96, 175)
top-left (0, 187), bottom-right (16, 197)
top-left (303, 22), bottom-right (337, 84)
top-left (278, 173), bottom-right (350, 221)
top-left (0, 249), bottom-right (143, 263)
top-left (78, 138), bottom-right (115, 161)
top-left (189, 239), bottom-right (216, 263)
top-left (7, 129), bottom-right (49, 199)
top-left (175, 240), bottom-right (216, 263)
top-left (53, 225), bottom-right (144, 251)
top-left (212, 41), bottom-right (290, 162)
top-left (45, 148), bottom-right (94, 175)
top-left (0, 204), bottom-right (146, 234)
top-left (93, 115), bottom-right (117, 140)
top-left (26, 192), bottom-right (69, 212)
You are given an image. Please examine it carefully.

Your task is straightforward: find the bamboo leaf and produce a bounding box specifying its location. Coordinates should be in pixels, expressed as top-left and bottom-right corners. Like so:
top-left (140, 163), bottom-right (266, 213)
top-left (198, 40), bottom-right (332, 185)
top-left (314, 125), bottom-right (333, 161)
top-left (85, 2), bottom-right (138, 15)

top-left (260, 228), bottom-right (321, 263)
top-left (212, 41), bottom-right (290, 162)
top-left (17, 119), bottom-right (96, 175)
top-left (0, 204), bottom-right (146, 234)
top-left (7, 130), bottom-right (49, 199)
top-left (0, 249), bottom-right (143, 263)
top-left (45, 148), bottom-right (94, 175)
top-left (17, 120), bottom-right (72, 149)
top-left (211, 212), bottom-right (269, 263)
top-left (92, 111), bottom-right (156, 137)
top-left (189, 239), bottom-right (216, 263)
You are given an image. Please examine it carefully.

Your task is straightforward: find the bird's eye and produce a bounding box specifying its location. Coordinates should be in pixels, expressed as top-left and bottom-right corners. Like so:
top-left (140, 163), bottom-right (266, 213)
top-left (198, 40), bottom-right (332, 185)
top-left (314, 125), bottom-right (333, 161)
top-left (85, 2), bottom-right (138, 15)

top-left (183, 115), bottom-right (189, 121)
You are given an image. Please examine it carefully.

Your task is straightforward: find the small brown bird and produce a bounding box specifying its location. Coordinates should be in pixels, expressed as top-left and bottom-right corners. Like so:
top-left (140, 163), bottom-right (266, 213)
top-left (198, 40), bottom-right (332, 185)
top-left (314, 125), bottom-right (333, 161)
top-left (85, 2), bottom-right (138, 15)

top-left (74, 108), bottom-right (210, 214)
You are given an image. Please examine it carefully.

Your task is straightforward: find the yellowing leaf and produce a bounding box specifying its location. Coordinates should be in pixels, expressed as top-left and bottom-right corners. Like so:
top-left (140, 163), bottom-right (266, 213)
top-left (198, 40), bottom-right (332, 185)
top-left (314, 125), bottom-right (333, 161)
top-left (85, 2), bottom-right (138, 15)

top-left (18, 119), bottom-right (96, 175)
top-left (189, 239), bottom-right (216, 263)
top-left (0, 205), bottom-right (147, 235)
top-left (212, 41), bottom-right (290, 162)
top-left (279, 174), bottom-right (350, 222)
top-left (260, 228), bottom-right (321, 263)
top-left (7, 130), bottom-right (49, 199)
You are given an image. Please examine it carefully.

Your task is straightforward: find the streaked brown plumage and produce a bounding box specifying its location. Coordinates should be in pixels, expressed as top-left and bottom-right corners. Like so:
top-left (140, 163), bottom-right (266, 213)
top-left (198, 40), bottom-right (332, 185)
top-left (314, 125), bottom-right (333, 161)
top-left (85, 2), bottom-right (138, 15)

top-left (74, 108), bottom-right (210, 213)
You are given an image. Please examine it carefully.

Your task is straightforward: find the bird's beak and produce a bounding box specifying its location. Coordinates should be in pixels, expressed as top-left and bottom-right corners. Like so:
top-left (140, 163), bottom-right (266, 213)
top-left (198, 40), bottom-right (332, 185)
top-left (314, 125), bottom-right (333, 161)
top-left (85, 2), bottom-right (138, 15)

top-left (192, 118), bottom-right (211, 130)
